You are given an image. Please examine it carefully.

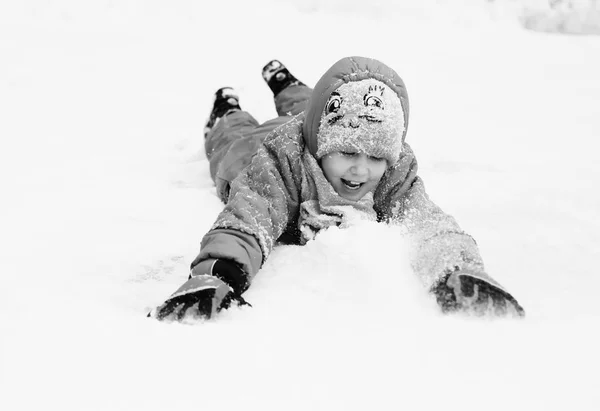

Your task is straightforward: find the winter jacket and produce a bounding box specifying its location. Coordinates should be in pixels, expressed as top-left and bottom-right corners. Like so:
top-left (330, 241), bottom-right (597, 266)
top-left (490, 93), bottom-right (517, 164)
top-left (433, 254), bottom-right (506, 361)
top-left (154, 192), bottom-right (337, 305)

top-left (193, 57), bottom-right (505, 294)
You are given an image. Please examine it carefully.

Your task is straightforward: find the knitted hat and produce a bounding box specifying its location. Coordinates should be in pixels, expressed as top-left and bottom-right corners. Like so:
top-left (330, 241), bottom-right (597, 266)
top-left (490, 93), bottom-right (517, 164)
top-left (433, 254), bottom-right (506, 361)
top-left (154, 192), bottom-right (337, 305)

top-left (302, 56), bottom-right (409, 164)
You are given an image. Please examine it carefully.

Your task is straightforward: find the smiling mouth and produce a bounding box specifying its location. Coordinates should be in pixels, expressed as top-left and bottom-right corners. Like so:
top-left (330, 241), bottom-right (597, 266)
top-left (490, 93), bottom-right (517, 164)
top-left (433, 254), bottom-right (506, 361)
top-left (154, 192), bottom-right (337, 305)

top-left (341, 178), bottom-right (364, 190)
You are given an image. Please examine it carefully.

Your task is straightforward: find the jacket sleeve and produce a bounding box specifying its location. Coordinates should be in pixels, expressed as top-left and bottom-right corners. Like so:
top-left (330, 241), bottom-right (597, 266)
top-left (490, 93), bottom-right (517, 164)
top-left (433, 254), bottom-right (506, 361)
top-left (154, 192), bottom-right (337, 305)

top-left (192, 118), bottom-right (304, 286)
top-left (375, 143), bottom-right (497, 290)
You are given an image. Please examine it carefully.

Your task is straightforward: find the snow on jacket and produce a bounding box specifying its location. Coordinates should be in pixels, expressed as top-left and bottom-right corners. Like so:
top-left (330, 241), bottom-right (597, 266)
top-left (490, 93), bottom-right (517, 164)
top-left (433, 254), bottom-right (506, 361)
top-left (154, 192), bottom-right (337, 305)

top-left (192, 56), bottom-right (503, 293)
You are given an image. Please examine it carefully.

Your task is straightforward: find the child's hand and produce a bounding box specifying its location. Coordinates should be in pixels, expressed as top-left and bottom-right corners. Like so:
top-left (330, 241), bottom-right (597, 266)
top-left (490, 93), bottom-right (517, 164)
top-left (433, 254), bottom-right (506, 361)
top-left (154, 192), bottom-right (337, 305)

top-left (431, 270), bottom-right (525, 318)
top-left (149, 274), bottom-right (250, 322)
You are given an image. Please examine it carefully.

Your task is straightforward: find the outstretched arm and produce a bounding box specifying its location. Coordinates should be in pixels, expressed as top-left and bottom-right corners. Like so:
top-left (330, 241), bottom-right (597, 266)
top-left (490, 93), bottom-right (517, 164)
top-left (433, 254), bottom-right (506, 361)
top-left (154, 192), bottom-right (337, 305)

top-left (193, 126), bottom-right (303, 291)
top-left (393, 175), bottom-right (487, 290)
top-left (151, 127), bottom-right (303, 321)
top-left (375, 144), bottom-right (524, 317)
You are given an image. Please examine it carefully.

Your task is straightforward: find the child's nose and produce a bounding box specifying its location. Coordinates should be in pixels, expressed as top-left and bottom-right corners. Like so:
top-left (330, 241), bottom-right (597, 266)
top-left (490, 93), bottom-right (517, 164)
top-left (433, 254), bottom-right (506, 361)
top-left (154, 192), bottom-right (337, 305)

top-left (350, 155), bottom-right (369, 176)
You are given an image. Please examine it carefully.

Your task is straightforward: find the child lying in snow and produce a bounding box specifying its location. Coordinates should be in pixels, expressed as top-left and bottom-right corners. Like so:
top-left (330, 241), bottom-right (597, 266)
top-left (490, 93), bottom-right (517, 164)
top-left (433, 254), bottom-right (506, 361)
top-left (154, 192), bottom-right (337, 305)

top-left (150, 56), bottom-right (525, 321)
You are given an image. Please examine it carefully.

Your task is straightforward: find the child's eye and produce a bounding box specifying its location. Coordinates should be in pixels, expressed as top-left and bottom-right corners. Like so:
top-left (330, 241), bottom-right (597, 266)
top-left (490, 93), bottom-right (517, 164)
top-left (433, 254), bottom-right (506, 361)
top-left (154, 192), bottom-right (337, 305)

top-left (368, 155), bottom-right (386, 162)
top-left (326, 95), bottom-right (342, 114)
top-left (364, 95), bottom-right (384, 109)
top-left (340, 151), bottom-right (357, 157)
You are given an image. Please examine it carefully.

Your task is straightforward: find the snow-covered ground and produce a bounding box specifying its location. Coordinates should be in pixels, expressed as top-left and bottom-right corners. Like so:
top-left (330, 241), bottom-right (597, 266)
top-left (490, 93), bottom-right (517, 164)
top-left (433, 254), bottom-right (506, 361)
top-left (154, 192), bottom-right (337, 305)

top-left (1, 1), bottom-right (599, 409)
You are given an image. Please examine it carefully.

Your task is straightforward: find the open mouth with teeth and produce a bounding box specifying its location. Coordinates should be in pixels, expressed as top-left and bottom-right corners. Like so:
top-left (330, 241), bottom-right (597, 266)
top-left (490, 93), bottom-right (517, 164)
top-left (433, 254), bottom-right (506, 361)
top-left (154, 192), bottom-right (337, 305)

top-left (341, 178), bottom-right (365, 190)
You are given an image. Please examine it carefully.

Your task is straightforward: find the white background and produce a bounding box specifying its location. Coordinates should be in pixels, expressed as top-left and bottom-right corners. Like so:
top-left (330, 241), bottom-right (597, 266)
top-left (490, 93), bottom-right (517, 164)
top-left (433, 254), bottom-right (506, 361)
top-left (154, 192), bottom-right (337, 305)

top-left (1, 1), bottom-right (599, 410)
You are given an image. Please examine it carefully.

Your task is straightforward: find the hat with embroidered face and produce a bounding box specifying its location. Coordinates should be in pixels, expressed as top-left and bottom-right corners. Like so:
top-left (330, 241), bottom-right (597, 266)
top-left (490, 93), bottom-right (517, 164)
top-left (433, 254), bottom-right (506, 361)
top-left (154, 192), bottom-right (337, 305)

top-left (302, 56), bottom-right (409, 164)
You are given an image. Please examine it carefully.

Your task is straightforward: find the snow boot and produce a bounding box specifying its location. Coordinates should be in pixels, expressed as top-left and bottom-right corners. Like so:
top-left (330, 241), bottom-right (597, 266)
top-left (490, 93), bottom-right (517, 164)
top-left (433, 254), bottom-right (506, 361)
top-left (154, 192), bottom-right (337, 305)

top-left (262, 59), bottom-right (305, 97)
top-left (204, 87), bottom-right (241, 138)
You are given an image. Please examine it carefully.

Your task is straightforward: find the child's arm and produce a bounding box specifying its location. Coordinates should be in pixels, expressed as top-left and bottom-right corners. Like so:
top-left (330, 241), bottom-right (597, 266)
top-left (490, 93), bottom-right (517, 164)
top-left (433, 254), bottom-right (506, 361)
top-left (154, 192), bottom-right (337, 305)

top-left (192, 119), bottom-right (304, 294)
top-left (397, 176), bottom-right (489, 285)
top-left (151, 120), bottom-right (305, 321)
top-left (375, 143), bottom-right (524, 316)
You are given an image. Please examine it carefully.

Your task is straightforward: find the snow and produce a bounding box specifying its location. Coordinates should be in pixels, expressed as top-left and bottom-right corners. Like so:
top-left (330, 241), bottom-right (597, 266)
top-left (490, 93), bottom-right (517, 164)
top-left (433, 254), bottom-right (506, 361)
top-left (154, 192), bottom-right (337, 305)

top-left (1, 0), bottom-right (599, 410)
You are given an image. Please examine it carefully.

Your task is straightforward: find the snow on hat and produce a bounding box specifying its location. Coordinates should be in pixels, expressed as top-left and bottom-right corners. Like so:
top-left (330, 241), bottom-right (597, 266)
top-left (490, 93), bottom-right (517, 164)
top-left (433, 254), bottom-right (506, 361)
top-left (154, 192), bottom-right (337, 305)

top-left (302, 56), bottom-right (409, 164)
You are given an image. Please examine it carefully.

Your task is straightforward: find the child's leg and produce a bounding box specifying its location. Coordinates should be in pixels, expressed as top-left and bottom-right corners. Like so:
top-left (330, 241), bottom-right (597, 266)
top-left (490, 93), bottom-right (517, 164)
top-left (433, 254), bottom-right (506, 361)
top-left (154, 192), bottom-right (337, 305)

top-left (207, 111), bottom-right (262, 202)
top-left (205, 110), bottom-right (259, 181)
top-left (274, 84), bottom-right (313, 117)
top-left (262, 60), bottom-right (313, 117)
top-left (204, 88), bottom-right (261, 202)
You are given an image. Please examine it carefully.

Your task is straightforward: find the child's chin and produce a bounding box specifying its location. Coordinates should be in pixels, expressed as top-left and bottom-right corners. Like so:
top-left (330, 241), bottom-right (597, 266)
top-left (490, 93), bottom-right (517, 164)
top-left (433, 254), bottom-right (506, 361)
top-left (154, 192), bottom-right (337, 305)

top-left (340, 193), bottom-right (366, 201)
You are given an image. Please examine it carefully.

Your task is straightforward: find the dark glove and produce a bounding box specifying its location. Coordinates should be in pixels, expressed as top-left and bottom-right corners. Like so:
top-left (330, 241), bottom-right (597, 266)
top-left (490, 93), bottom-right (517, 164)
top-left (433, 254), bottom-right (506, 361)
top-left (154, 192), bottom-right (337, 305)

top-left (431, 269), bottom-right (525, 318)
top-left (149, 260), bottom-right (250, 322)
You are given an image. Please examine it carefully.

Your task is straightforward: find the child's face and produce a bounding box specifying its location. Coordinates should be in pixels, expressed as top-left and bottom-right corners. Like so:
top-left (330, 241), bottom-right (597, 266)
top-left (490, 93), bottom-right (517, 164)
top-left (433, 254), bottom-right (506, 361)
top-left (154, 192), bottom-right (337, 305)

top-left (321, 151), bottom-right (387, 201)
